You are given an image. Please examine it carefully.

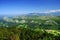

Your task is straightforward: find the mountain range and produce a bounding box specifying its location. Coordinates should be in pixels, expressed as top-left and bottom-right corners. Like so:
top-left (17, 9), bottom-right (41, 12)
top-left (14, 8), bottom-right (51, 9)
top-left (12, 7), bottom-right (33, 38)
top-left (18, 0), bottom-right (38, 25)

top-left (25, 12), bottom-right (60, 16)
top-left (0, 12), bottom-right (60, 18)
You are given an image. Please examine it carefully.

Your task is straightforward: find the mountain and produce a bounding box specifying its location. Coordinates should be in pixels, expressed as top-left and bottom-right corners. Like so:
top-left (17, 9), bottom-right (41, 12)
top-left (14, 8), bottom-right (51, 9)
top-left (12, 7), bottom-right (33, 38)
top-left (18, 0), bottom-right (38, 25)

top-left (50, 12), bottom-right (60, 16)
top-left (26, 13), bottom-right (50, 16)
top-left (24, 12), bottom-right (60, 16)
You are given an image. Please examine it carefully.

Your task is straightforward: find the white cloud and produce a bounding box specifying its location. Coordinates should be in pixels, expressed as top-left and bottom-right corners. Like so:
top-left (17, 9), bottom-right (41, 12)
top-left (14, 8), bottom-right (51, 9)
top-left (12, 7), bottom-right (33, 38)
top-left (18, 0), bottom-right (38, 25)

top-left (43, 9), bottom-right (60, 13)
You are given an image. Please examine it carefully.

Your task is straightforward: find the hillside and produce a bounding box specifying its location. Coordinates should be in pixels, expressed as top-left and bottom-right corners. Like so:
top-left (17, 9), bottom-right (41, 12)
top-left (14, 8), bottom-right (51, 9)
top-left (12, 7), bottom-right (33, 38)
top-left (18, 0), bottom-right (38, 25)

top-left (0, 14), bottom-right (60, 40)
top-left (0, 16), bottom-right (60, 30)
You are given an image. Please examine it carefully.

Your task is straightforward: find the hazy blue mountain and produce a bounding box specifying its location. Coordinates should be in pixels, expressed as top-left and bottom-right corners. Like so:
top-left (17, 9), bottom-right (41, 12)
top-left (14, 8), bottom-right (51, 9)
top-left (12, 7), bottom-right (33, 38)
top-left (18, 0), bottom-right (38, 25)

top-left (0, 12), bottom-right (60, 18)
top-left (25, 12), bottom-right (60, 16)
top-left (50, 12), bottom-right (60, 16)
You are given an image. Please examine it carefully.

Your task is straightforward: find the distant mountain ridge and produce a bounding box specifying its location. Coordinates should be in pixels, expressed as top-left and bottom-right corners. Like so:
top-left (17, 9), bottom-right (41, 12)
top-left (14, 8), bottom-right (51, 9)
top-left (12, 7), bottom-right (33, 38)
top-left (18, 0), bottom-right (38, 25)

top-left (0, 12), bottom-right (60, 18)
top-left (25, 12), bottom-right (60, 16)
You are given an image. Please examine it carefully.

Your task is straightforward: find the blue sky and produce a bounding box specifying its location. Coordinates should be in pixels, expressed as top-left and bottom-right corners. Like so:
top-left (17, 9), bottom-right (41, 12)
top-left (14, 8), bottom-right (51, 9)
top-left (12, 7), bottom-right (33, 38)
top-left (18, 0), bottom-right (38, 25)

top-left (0, 0), bottom-right (60, 16)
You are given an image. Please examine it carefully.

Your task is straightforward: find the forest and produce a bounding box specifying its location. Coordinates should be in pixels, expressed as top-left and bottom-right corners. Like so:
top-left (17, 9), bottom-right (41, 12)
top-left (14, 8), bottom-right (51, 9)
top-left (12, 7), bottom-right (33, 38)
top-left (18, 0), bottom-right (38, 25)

top-left (0, 16), bottom-right (60, 40)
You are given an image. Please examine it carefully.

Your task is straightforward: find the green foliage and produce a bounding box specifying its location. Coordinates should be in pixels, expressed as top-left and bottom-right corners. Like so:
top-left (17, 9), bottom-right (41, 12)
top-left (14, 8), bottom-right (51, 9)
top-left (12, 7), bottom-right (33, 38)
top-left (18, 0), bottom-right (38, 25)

top-left (0, 16), bottom-right (60, 40)
top-left (0, 27), bottom-right (60, 40)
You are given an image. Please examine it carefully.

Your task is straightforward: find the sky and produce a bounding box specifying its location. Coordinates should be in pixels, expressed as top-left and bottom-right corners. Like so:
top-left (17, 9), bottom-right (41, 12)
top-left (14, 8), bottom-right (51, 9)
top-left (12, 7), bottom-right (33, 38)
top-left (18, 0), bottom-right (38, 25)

top-left (0, 0), bottom-right (60, 16)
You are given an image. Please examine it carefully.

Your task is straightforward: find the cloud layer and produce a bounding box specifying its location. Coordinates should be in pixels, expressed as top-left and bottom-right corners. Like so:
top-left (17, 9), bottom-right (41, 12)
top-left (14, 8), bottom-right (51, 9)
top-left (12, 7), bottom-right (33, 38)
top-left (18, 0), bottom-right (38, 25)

top-left (43, 9), bottom-right (60, 13)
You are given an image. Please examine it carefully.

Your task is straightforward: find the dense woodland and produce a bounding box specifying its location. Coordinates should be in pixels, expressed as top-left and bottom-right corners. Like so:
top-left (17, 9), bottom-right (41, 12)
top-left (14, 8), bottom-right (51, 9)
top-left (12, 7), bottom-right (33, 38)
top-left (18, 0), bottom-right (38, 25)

top-left (0, 16), bottom-right (60, 40)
